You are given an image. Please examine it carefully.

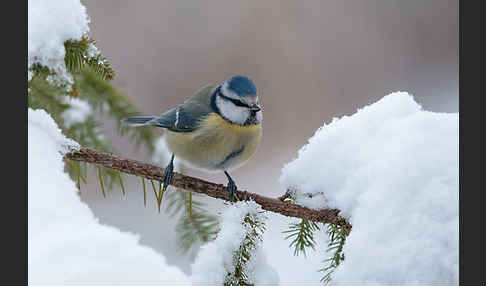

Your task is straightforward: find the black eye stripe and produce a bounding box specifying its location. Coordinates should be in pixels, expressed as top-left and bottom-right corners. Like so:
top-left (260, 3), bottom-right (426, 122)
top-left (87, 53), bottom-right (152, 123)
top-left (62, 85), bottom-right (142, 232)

top-left (217, 88), bottom-right (250, 108)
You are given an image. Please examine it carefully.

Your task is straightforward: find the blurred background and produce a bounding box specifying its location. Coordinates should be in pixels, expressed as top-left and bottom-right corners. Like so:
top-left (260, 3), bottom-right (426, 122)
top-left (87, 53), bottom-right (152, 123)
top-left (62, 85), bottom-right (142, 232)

top-left (79, 0), bottom-right (457, 282)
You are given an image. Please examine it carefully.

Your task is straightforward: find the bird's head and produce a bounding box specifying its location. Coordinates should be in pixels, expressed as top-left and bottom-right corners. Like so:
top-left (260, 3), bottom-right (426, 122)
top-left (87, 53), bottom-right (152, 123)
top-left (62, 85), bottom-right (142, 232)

top-left (213, 75), bottom-right (262, 125)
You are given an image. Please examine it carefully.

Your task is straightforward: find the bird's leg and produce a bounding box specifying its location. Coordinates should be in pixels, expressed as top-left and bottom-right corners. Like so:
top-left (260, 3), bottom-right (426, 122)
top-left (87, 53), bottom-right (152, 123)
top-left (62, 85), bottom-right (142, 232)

top-left (224, 171), bottom-right (238, 202)
top-left (162, 154), bottom-right (175, 193)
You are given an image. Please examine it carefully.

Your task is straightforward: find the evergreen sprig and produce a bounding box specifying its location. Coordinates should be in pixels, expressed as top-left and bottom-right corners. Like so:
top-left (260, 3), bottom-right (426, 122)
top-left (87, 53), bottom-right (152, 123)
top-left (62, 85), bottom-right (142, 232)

top-left (64, 37), bottom-right (115, 80)
top-left (225, 211), bottom-right (267, 286)
top-left (283, 219), bottom-right (321, 257)
top-left (164, 188), bottom-right (219, 255)
top-left (282, 189), bottom-right (348, 285)
top-left (28, 75), bottom-right (70, 116)
top-left (319, 223), bottom-right (347, 285)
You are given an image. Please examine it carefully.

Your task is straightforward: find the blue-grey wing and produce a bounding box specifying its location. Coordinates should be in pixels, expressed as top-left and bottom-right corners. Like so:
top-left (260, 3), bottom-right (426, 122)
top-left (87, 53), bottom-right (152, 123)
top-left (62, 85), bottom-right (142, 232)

top-left (152, 85), bottom-right (215, 132)
top-left (151, 104), bottom-right (209, 132)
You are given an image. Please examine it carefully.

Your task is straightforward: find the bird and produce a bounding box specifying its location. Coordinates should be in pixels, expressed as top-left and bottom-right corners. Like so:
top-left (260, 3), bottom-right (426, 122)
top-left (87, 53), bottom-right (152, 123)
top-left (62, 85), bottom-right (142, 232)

top-left (122, 75), bottom-right (262, 201)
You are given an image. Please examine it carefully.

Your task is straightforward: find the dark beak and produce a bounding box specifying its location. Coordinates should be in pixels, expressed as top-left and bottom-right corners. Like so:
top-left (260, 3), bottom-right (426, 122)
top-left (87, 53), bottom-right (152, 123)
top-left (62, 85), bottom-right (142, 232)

top-left (250, 104), bottom-right (261, 112)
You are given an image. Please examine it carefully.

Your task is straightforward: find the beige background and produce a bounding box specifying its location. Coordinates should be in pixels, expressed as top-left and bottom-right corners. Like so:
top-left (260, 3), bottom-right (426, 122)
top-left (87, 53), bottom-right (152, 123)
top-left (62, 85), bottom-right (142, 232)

top-left (79, 0), bottom-right (458, 276)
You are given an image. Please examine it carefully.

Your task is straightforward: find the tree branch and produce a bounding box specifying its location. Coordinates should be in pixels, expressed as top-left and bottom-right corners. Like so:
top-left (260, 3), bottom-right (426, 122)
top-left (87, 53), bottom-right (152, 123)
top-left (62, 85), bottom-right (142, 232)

top-left (65, 147), bottom-right (352, 234)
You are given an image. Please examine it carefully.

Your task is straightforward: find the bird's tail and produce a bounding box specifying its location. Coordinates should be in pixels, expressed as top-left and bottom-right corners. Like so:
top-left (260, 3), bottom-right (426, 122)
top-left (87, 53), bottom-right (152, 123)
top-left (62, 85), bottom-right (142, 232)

top-left (121, 116), bottom-right (157, 127)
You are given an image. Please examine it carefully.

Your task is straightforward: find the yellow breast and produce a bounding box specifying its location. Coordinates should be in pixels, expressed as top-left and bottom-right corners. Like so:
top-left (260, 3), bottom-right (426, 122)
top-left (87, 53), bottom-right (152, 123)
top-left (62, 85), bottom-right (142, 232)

top-left (164, 113), bottom-right (262, 171)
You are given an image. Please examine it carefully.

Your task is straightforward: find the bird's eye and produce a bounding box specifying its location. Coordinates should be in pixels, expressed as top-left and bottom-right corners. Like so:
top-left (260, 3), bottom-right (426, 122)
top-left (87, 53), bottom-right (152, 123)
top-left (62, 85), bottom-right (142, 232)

top-left (217, 89), bottom-right (250, 108)
top-left (225, 96), bottom-right (248, 107)
top-left (232, 99), bottom-right (249, 108)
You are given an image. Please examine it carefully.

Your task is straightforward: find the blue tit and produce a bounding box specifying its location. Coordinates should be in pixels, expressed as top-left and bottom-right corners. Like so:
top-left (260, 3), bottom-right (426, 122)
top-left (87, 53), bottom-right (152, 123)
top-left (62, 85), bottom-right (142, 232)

top-left (122, 75), bottom-right (262, 201)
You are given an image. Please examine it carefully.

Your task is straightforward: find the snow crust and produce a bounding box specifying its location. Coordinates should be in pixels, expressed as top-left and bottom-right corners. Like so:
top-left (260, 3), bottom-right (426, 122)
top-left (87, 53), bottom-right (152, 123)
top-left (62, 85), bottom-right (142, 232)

top-left (28, 108), bottom-right (190, 286)
top-left (191, 201), bottom-right (279, 286)
top-left (28, 0), bottom-right (90, 86)
top-left (280, 92), bottom-right (458, 285)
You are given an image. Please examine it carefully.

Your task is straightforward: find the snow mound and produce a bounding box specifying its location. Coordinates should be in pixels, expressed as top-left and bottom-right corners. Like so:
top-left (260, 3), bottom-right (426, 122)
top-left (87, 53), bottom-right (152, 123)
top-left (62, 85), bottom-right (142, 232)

top-left (28, 108), bottom-right (190, 286)
top-left (280, 92), bottom-right (458, 286)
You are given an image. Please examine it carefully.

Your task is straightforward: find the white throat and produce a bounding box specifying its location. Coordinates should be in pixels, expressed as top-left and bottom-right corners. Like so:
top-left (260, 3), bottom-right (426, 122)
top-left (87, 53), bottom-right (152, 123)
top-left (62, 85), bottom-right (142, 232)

top-left (215, 95), bottom-right (250, 125)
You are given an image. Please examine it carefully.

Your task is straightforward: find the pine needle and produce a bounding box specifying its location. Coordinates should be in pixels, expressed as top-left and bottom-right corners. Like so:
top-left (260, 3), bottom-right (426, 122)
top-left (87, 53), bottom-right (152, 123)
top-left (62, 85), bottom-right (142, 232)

top-left (75, 163), bottom-right (81, 190)
top-left (151, 180), bottom-right (158, 198)
top-left (157, 181), bottom-right (164, 213)
top-left (141, 177), bottom-right (147, 206)
top-left (117, 171), bottom-right (125, 196)
top-left (150, 180), bottom-right (161, 212)
top-left (97, 166), bottom-right (106, 197)
top-left (84, 161), bottom-right (87, 180)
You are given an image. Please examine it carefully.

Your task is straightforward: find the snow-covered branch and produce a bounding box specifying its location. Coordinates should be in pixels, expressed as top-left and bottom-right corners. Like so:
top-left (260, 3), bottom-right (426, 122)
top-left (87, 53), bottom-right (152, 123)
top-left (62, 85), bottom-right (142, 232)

top-left (64, 147), bottom-right (352, 233)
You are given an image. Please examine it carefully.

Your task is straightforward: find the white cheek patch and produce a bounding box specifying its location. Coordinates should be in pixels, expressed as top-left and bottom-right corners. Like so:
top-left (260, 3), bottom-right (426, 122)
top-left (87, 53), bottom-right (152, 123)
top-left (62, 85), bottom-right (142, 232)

top-left (216, 95), bottom-right (249, 125)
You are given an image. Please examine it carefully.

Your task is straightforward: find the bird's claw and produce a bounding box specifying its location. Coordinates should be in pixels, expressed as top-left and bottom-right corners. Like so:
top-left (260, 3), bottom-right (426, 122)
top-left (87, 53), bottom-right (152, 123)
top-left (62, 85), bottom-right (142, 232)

top-left (162, 155), bottom-right (175, 193)
top-left (227, 180), bottom-right (238, 202)
top-left (224, 171), bottom-right (238, 202)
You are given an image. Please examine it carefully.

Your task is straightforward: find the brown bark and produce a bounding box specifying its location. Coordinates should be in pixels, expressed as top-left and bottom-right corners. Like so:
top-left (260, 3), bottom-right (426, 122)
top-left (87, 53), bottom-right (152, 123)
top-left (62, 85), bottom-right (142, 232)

top-left (65, 147), bottom-right (352, 234)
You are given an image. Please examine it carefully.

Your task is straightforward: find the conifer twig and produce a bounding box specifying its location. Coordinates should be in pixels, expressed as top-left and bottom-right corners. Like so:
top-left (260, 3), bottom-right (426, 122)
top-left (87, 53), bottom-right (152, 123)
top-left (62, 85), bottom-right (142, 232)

top-left (65, 147), bottom-right (352, 234)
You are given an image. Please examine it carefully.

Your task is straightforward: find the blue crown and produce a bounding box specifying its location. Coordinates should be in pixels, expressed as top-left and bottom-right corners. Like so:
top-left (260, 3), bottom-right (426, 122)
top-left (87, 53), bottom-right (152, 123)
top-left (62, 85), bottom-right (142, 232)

top-left (226, 75), bottom-right (257, 97)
